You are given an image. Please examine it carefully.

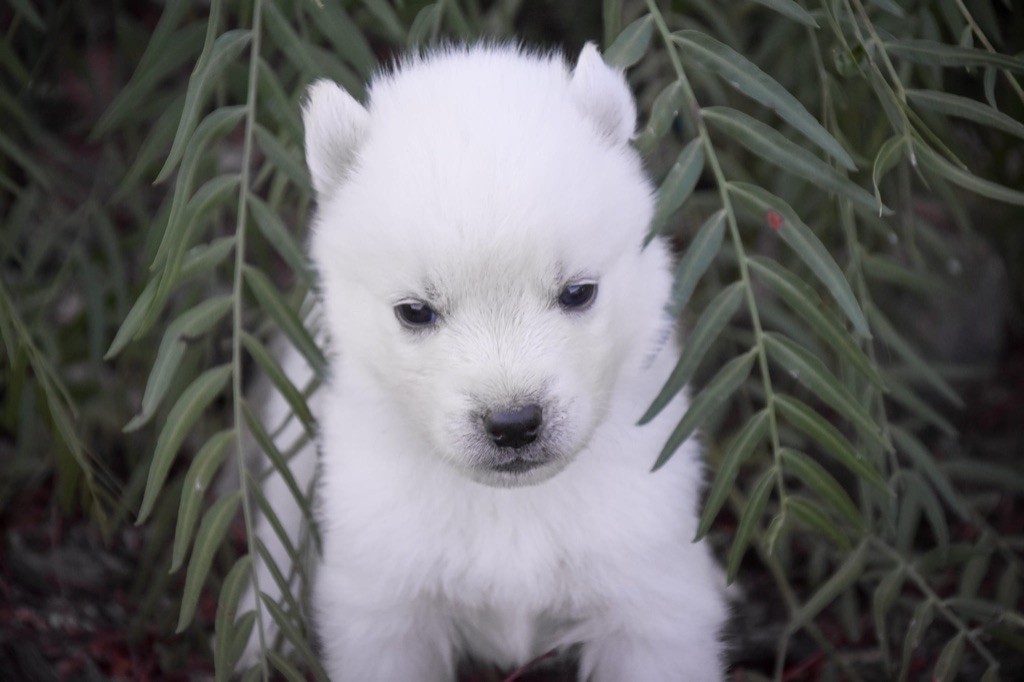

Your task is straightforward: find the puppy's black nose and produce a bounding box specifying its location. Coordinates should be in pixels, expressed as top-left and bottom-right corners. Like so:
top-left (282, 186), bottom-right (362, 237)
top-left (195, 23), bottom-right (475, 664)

top-left (484, 404), bottom-right (542, 449)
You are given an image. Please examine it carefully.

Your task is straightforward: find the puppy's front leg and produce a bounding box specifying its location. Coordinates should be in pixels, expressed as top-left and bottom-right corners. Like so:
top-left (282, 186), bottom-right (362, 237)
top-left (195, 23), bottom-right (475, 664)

top-left (316, 595), bottom-right (456, 682)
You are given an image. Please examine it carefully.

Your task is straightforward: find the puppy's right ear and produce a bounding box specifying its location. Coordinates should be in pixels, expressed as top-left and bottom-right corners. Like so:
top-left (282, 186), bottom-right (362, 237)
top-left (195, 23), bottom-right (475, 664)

top-left (303, 79), bottom-right (369, 198)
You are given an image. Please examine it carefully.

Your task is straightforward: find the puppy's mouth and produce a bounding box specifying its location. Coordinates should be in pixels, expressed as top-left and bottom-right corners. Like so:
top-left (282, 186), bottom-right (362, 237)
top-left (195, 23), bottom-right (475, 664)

top-left (489, 457), bottom-right (544, 474)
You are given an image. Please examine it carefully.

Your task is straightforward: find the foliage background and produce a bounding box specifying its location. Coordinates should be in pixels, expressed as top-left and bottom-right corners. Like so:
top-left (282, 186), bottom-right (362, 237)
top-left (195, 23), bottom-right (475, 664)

top-left (1, 0), bottom-right (1023, 680)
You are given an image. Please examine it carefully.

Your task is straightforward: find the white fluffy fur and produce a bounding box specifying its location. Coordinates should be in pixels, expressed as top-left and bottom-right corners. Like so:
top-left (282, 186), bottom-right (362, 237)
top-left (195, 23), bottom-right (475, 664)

top-left (244, 43), bottom-right (727, 680)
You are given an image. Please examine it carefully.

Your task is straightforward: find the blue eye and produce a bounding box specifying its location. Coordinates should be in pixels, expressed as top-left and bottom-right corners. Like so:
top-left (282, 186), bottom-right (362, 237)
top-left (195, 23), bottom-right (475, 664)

top-left (395, 301), bottom-right (437, 327)
top-left (558, 282), bottom-right (597, 310)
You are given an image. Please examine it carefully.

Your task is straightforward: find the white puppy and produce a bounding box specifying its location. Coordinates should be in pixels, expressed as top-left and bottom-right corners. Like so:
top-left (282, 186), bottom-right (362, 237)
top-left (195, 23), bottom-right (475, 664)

top-left (247, 43), bottom-right (727, 681)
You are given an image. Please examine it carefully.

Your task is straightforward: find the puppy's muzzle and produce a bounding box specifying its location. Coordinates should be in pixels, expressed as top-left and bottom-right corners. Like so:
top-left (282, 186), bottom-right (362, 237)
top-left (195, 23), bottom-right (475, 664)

top-left (484, 404), bottom-right (542, 449)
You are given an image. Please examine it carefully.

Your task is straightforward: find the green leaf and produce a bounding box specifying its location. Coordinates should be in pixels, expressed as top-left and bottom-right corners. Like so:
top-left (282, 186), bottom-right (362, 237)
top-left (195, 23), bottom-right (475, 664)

top-left (899, 600), bottom-right (935, 681)
top-left (152, 106), bottom-right (246, 270)
top-left (907, 89), bottom-right (1024, 139)
top-left (903, 470), bottom-right (949, 559)
top-left (177, 491), bottom-right (241, 632)
top-left (214, 554), bottom-right (253, 681)
top-left (156, 29), bottom-right (252, 184)
top-left (243, 402), bottom-right (318, 536)
top-left (726, 467), bottom-right (775, 582)
top-left (171, 430), bottom-right (234, 572)
top-left (261, 596), bottom-right (330, 682)
top-left (641, 282), bottom-right (743, 424)
top-left (652, 349), bottom-right (757, 471)
top-left (873, 567), bottom-right (905, 668)
top-left (254, 125), bottom-right (312, 195)
top-left (749, 0), bottom-right (818, 26)
top-left (639, 81), bottom-right (685, 144)
top-left (867, 305), bottom-right (963, 407)
top-left (885, 379), bottom-right (956, 436)
top-left (891, 426), bottom-right (967, 519)
top-left (785, 496), bottom-right (850, 548)
top-left (788, 540), bottom-right (868, 632)
top-left (603, 15), bottom-right (654, 69)
top-left (311, 1), bottom-right (377, 77)
top-left (268, 650), bottom-right (307, 682)
top-left (248, 196), bottom-right (313, 284)
top-left (729, 182), bottom-right (869, 336)
top-left (981, 664), bottom-right (1001, 682)
top-left (696, 410), bottom-right (770, 540)
top-left (885, 40), bottom-right (1024, 72)
top-left (652, 137), bottom-right (705, 231)
top-left (747, 257), bottom-right (883, 388)
top-left (667, 209), bottom-right (726, 314)
top-left (673, 30), bottom-right (854, 169)
top-left (242, 332), bottom-right (316, 436)
top-left (932, 632), bottom-right (966, 682)
top-left (244, 265), bottom-right (326, 376)
top-left (764, 333), bottom-right (888, 452)
top-left (263, 1), bottom-right (321, 79)
top-left (774, 394), bottom-right (889, 491)
top-left (137, 364), bottom-right (232, 525)
top-left (780, 447), bottom-right (863, 530)
top-left (915, 140), bottom-right (1024, 206)
top-left (872, 135), bottom-right (906, 208)
top-left (408, 4), bottom-right (441, 48)
top-left (871, 0), bottom-right (905, 16)
top-left (106, 277), bottom-right (159, 360)
top-left (702, 107), bottom-right (884, 214)
top-left (124, 295), bottom-right (234, 432)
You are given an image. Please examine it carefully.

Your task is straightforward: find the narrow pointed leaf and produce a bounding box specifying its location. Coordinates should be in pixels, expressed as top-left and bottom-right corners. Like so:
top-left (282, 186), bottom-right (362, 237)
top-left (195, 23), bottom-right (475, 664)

top-left (916, 140), bottom-right (1024, 206)
top-left (640, 81), bottom-right (685, 143)
top-left (729, 182), bottom-right (869, 336)
top-left (254, 125), bottom-right (311, 194)
top-left (891, 426), bottom-right (967, 519)
top-left (137, 364), bottom-right (232, 524)
top-left (642, 282), bottom-right (743, 424)
top-left (668, 209), bottom-right (726, 314)
top-left (312, 2), bottom-right (376, 77)
top-left (765, 333), bottom-right (888, 451)
top-left (702, 107), bottom-right (884, 214)
top-left (886, 379), bottom-right (956, 436)
top-left (171, 429), bottom-right (234, 572)
top-left (748, 257), bottom-right (882, 387)
top-left (867, 305), bottom-right (963, 407)
top-left (407, 4), bottom-right (441, 48)
top-left (106, 277), bottom-right (159, 360)
top-left (652, 349), bottom-right (757, 471)
top-left (214, 554), bottom-right (252, 681)
top-left (181, 236), bottom-right (237, 280)
top-left (248, 196), bottom-right (313, 284)
top-left (726, 467), bottom-right (775, 582)
top-left (242, 332), bottom-right (316, 436)
top-left (260, 596), bottom-right (330, 682)
top-left (244, 266), bottom-right (326, 375)
top-left (774, 394), bottom-right (889, 491)
top-left (603, 15), bottom-right (653, 69)
top-left (873, 567), bottom-right (905, 667)
top-left (268, 651), bottom-right (307, 682)
top-left (933, 633), bottom-right (966, 682)
top-left (652, 138), bottom-right (705, 231)
top-left (788, 540), bottom-right (868, 631)
top-left (785, 496), bottom-right (850, 548)
top-left (899, 600), bottom-right (935, 680)
top-left (907, 89), bottom-right (1024, 139)
top-left (177, 491), bottom-right (241, 632)
top-left (153, 106), bottom-right (246, 269)
top-left (780, 447), bottom-right (863, 529)
top-left (697, 410), bottom-right (770, 540)
top-left (125, 295), bottom-right (233, 432)
top-left (872, 135), bottom-right (906, 208)
top-left (156, 29), bottom-right (252, 184)
top-left (242, 402), bottom-right (317, 533)
top-left (361, 0), bottom-right (406, 43)
top-left (750, 0), bottom-right (818, 26)
top-left (885, 40), bottom-right (1024, 72)
top-left (673, 30), bottom-right (854, 169)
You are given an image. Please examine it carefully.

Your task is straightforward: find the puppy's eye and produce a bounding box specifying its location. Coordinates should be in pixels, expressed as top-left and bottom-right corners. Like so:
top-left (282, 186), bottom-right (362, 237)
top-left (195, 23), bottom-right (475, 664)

top-left (558, 283), bottom-right (597, 310)
top-left (395, 301), bottom-right (437, 327)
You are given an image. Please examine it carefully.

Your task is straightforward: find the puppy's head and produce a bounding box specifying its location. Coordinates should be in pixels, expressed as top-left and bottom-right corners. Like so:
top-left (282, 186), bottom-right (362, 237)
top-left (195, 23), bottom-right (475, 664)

top-left (305, 44), bottom-right (673, 487)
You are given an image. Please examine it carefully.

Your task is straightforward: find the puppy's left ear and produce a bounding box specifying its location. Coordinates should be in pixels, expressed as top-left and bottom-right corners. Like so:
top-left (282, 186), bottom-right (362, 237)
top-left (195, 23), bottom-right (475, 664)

top-left (569, 42), bottom-right (637, 144)
top-left (303, 79), bottom-right (370, 198)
